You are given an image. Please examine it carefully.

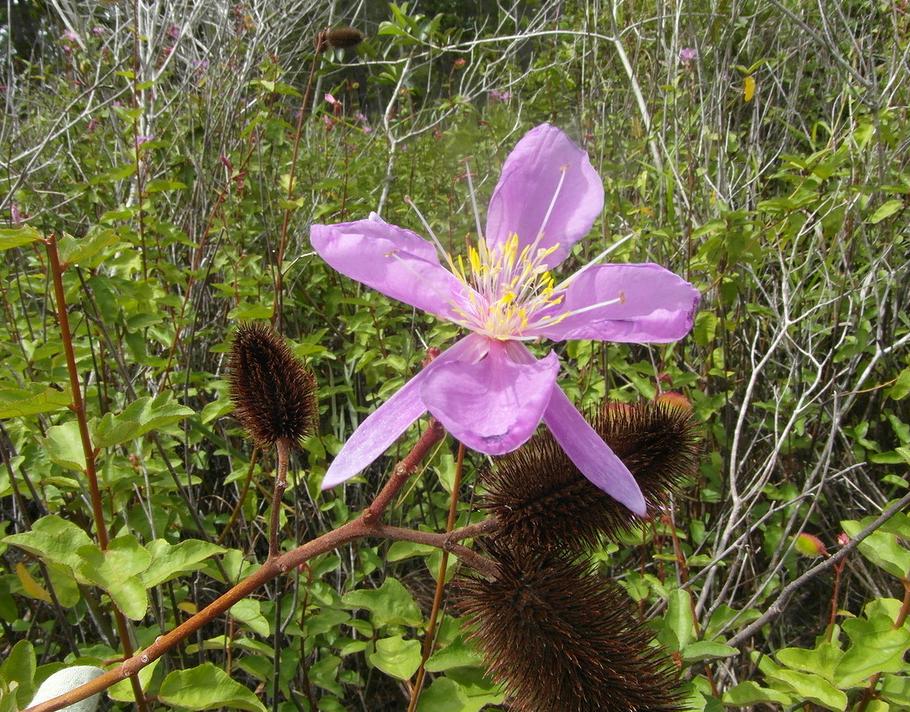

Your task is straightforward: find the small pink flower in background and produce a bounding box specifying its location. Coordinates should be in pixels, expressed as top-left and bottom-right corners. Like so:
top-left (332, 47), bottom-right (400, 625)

top-left (322, 115), bottom-right (335, 130)
top-left (92, 26), bottom-right (106, 37)
top-left (489, 89), bottom-right (512, 103)
top-left (325, 92), bottom-right (338, 105)
top-left (354, 111), bottom-right (372, 134)
top-left (837, 532), bottom-right (850, 547)
top-left (453, 58), bottom-right (466, 69)
top-left (134, 135), bottom-right (155, 148)
top-left (167, 24), bottom-right (181, 40)
top-left (10, 203), bottom-right (22, 226)
top-left (311, 124), bottom-right (699, 515)
top-left (86, 117), bottom-right (100, 133)
top-left (61, 29), bottom-right (79, 43)
top-left (679, 47), bottom-right (697, 65)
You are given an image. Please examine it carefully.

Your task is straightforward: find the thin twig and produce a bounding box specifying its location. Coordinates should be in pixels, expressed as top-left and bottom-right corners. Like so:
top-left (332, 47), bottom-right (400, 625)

top-left (729, 491), bottom-right (910, 648)
top-left (407, 442), bottom-right (465, 711)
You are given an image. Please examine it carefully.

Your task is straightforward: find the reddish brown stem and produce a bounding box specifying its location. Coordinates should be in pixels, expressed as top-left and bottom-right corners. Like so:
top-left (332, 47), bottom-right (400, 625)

top-left (25, 420), bottom-right (496, 712)
top-left (268, 438), bottom-right (291, 559)
top-left (407, 442), bottom-right (465, 711)
top-left (23, 516), bottom-right (498, 712)
top-left (45, 235), bottom-right (148, 711)
top-left (362, 419), bottom-right (445, 522)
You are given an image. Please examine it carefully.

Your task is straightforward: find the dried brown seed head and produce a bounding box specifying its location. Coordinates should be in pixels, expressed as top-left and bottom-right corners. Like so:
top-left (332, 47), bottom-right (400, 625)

top-left (326, 26), bottom-right (364, 49)
top-left (457, 544), bottom-right (683, 712)
top-left (481, 400), bottom-right (699, 552)
top-left (228, 323), bottom-right (317, 448)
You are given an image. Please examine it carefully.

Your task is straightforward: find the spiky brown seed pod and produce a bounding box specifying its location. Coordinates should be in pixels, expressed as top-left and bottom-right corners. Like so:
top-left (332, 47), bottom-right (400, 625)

top-left (326, 26), bottom-right (364, 49)
top-left (458, 545), bottom-right (683, 712)
top-left (481, 401), bottom-right (699, 552)
top-left (228, 323), bottom-right (317, 448)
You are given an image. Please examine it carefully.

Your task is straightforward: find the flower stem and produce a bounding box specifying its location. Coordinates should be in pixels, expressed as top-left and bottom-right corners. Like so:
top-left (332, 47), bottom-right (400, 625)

top-left (407, 442), bottom-right (465, 712)
top-left (268, 438), bottom-right (291, 559)
top-left (45, 235), bottom-right (148, 712)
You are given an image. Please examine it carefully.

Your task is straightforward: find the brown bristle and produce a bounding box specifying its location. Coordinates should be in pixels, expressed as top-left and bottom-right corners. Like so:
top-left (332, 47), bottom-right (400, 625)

top-left (228, 323), bottom-right (317, 448)
top-left (326, 27), bottom-right (364, 49)
top-left (482, 401), bottom-right (699, 551)
top-left (457, 545), bottom-right (683, 712)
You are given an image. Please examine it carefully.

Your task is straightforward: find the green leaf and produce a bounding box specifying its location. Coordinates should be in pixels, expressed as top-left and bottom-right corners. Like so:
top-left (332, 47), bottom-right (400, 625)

top-left (834, 614), bottom-right (910, 687)
top-left (229, 599), bottom-right (270, 637)
top-left (0, 640), bottom-right (36, 707)
top-left (108, 658), bottom-right (159, 702)
top-left (57, 229), bottom-right (120, 268)
top-left (141, 539), bottom-right (224, 588)
top-left (776, 641), bottom-right (843, 682)
top-left (0, 384), bottom-right (72, 418)
top-left (75, 535), bottom-right (151, 620)
top-left (342, 577), bottom-right (422, 628)
top-left (386, 540), bottom-right (435, 562)
top-left (43, 421), bottom-right (86, 471)
top-left (425, 637), bottom-right (484, 671)
top-left (888, 367), bottom-right (910, 400)
top-left (0, 226), bottom-right (42, 251)
top-left (693, 312), bottom-right (718, 346)
top-left (867, 199), bottom-right (904, 224)
top-left (368, 635), bottom-right (421, 680)
top-left (723, 681), bottom-right (792, 706)
top-left (841, 519), bottom-right (910, 580)
top-left (681, 641), bottom-right (738, 663)
top-left (158, 663), bottom-right (267, 712)
top-left (93, 394), bottom-right (195, 449)
top-left (666, 588), bottom-right (696, 651)
top-left (417, 677), bottom-right (471, 711)
top-left (3, 515), bottom-right (93, 572)
top-left (762, 668), bottom-right (848, 710)
top-left (881, 674), bottom-right (910, 706)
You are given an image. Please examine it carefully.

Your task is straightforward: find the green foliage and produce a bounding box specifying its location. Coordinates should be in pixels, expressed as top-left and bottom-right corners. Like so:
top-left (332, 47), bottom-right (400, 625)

top-left (1, 0), bottom-right (908, 709)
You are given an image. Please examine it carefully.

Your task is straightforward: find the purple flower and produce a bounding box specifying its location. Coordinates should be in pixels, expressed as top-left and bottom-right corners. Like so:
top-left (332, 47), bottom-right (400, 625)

top-left (61, 29), bottom-right (79, 44)
top-left (92, 26), bottom-right (106, 37)
top-left (10, 203), bottom-right (22, 226)
top-left (679, 47), bottom-right (697, 65)
top-left (134, 135), bottom-right (155, 148)
top-left (310, 124), bottom-right (699, 514)
top-left (167, 24), bottom-right (181, 40)
top-left (489, 89), bottom-right (512, 103)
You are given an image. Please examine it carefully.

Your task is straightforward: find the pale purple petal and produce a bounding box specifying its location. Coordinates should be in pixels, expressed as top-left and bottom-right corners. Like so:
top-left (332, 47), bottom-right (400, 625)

top-left (484, 124), bottom-right (603, 268)
top-left (543, 387), bottom-right (646, 516)
top-left (420, 336), bottom-right (559, 455)
top-left (529, 263), bottom-right (700, 342)
top-left (321, 336), bottom-right (478, 488)
top-left (310, 214), bottom-right (475, 322)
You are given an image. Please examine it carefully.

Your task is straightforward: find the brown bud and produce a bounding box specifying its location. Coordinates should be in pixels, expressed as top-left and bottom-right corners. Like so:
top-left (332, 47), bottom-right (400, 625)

top-left (326, 27), bottom-right (364, 49)
top-left (481, 400), bottom-right (699, 553)
top-left (228, 323), bottom-right (317, 448)
top-left (457, 545), bottom-right (682, 712)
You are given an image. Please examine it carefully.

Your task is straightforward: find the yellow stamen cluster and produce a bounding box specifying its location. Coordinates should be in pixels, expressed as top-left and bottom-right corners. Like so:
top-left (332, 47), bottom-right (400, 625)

top-left (449, 233), bottom-right (566, 340)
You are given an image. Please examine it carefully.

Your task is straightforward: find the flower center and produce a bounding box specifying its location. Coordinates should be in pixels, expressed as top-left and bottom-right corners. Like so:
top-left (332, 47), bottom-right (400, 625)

top-left (449, 233), bottom-right (565, 339)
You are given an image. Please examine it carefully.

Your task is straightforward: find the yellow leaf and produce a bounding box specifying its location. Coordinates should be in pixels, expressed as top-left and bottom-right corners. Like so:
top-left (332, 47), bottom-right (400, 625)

top-left (178, 601), bottom-right (198, 615)
top-left (744, 75), bottom-right (756, 102)
top-left (16, 562), bottom-right (52, 603)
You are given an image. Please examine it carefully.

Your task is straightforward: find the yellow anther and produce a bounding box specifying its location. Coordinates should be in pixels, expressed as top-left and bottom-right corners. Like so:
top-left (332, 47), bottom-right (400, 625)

top-left (500, 291), bottom-right (516, 305)
top-left (468, 246), bottom-right (481, 276)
